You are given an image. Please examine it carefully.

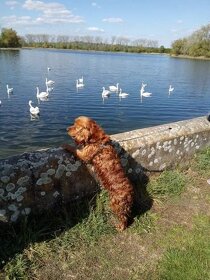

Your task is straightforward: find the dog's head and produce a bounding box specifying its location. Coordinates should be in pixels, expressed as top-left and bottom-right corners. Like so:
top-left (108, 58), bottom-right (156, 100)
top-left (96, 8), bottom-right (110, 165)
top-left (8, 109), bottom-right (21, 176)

top-left (67, 116), bottom-right (110, 145)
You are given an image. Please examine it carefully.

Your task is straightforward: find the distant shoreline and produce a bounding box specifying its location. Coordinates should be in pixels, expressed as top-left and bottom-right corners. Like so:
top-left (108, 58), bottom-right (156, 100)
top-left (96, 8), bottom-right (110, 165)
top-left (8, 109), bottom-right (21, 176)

top-left (0, 47), bottom-right (169, 56)
top-left (0, 47), bottom-right (22, 50)
top-left (170, 54), bottom-right (210, 61)
top-left (1, 47), bottom-right (210, 60)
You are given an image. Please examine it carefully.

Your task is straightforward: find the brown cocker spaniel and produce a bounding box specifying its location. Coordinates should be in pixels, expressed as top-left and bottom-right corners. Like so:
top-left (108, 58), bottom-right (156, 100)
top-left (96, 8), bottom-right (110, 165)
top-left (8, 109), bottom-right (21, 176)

top-left (63, 116), bottom-right (134, 231)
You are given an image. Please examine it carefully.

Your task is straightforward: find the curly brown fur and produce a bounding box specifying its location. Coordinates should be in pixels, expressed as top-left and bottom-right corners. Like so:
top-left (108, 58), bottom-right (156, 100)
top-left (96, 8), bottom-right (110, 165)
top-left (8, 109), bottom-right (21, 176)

top-left (62, 116), bottom-right (134, 231)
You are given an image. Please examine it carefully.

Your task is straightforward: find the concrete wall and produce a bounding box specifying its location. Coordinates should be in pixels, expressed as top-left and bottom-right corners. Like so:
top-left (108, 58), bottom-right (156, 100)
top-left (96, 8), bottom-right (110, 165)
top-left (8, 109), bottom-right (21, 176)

top-left (1, 116), bottom-right (210, 224)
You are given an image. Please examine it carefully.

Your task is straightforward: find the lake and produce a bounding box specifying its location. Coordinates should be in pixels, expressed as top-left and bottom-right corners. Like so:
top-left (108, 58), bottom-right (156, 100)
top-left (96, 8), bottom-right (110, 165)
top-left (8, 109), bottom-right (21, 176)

top-left (0, 49), bottom-right (210, 159)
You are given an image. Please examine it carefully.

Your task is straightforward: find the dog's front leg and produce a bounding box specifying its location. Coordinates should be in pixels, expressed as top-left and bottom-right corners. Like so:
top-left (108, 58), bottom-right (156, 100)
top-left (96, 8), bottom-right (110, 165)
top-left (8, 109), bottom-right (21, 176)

top-left (74, 146), bottom-right (97, 162)
top-left (62, 143), bottom-right (89, 162)
top-left (62, 144), bottom-right (98, 163)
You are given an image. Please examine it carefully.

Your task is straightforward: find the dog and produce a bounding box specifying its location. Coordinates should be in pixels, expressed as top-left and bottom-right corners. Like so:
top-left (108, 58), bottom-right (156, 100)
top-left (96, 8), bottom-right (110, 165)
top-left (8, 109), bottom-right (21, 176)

top-left (62, 116), bottom-right (134, 231)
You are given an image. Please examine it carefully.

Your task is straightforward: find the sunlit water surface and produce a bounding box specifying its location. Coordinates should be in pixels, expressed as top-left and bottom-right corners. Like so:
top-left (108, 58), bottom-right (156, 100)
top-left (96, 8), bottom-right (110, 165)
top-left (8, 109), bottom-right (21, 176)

top-left (0, 49), bottom-right (210, 158)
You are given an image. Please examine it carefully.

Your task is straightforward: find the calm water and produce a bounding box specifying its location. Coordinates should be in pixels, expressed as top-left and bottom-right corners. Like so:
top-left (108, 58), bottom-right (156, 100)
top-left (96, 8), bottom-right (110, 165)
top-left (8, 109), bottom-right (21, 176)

top-left (0, 49), bottom-right (210, 159)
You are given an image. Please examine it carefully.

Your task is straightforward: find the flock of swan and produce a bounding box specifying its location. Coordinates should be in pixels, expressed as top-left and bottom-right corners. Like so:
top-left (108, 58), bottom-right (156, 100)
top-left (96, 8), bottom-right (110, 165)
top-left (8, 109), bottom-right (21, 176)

top-left (101, 82), bottom-right (174, 102)
top-left (1, 72), bottom-right (86, 118)
top-left (77, 77), bottom-right (130, 98)
top-left (0, 68), bottom-right (175, 118)
top-left (102, 83), bottom-right (129, 99)
top-left (1, 75), bottom-right (56, 118)
top-left (29, 78), bottom-right (55, 118)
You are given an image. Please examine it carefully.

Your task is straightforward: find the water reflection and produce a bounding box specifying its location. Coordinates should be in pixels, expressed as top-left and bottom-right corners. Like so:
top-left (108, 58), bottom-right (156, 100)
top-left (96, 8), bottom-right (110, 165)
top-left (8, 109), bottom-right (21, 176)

top-left (30, 114), bottom-right (40, 121)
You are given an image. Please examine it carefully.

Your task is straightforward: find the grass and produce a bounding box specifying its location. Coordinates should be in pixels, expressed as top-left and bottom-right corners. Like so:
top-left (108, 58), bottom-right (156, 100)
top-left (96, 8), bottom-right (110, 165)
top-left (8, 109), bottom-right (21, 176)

top-left (1, 147), bottom-right (210, 279)
top-left (193, 147), bottom-right (210, 176)
top-left (157, 215), bottom-right (210, 280)
top-left (147, 170), bottom-right (187, 198)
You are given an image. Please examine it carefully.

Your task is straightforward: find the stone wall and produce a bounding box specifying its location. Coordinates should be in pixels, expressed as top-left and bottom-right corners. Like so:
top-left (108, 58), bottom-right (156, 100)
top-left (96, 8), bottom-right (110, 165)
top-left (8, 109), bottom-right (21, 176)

top-left (1, 116), bottom-right (210, 224)
top-left (112, 116), bottom-right (210, 171)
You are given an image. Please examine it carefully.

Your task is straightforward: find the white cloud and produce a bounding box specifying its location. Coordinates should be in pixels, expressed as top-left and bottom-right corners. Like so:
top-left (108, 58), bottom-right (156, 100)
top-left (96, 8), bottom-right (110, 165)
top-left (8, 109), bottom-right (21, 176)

top-left (5, 0), bottom-right (18, 6)
top-left (87, 27), bottom-right (104, 32)
top-left (102, 17), bottom-right (123, 23)
top-left (1, 15), bottom-right (35, 26)
top-left (5, 0), bottom-right (19, 10)
top-left (22, 0), bottom-right (84, 24)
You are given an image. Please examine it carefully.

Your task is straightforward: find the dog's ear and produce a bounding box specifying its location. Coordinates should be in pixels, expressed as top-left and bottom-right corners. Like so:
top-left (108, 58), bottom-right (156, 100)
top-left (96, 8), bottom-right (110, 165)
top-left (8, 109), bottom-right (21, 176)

top-left (82, 127), bottom-right (92, 143)
top-left (89, 120), bottom-right (110, 143)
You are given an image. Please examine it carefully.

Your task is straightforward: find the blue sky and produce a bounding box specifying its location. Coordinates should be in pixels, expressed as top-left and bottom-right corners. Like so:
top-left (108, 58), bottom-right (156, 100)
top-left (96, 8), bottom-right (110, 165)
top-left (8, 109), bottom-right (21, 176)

top-left (0, 0), bottom-right (209, 47)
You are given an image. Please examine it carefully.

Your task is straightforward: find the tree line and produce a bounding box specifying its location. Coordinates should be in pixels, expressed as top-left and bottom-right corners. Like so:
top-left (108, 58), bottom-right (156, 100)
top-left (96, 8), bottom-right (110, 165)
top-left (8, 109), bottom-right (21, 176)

top-left (1, 25), bottom-right (210, 58)
top-left (0, 28), bottom-right (170, 54)
top-left (171, 24), bottom-right (210, 58)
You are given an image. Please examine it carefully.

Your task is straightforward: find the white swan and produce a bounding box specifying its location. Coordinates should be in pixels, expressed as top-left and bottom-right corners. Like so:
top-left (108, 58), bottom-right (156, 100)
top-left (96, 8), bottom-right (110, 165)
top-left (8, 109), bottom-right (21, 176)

top-left (102, 87), bottom-right (110, 97)
top-left (36, 87), bottom-right (49, 99)
top-left (45, 78), bottom-right (55, 87)
top-left (140, 83), bottom-right (152, 97)
top-left (76, 79), bottom-right (84, 88)
top-left (119, 88), bottom-right (129, 98)
top-left (141, 91), bottom-right (152, 97)
top-left (109, 83), bottom-right (119, 92)
top-left (169, 85), bottom-right (174, 94)
top-left (79, 76), bottom-right (84, 83)
top-left (29, 100), bottom-right (40, 115)
top-left (6, 84), bottom-right (13, 94)
top-left (140, 83), bottom-right (146, 94)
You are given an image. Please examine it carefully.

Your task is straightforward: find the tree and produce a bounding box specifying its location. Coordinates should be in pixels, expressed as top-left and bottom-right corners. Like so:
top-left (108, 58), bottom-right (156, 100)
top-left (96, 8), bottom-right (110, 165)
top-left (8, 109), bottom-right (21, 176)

top-left (171, 23), bottom-right (210, 57)
top-left (159, 45), bottom-right (165, 53)
top-left (0, 28), bottom-right (21, 47)
top-left (171, 39), bottom-right (187, 55)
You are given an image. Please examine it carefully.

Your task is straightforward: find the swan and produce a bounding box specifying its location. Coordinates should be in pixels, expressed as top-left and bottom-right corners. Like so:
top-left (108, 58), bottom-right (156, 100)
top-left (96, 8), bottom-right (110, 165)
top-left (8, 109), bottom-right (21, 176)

top-left (141, 91), bottom-right (152, 97)
top-left (140, 83), bottom-right (147, 94)
top-left (29, 100), bottom-right (40, 115)
top-left (79, 76), bottom-right (84, 83)
top-left (76, 79), bottom-right (84, 88)
top-left (140, 83), bottom-right (152, 97)
top-left (36, 87), bottom-right (49, 99)
top-left (169, 85), bottom-right (174, 94)
top-left (102, 87), bottom-right (110, 97)
top-left (119, 88), bottom-right (129, 98)
top-left (45, 78), bottom-right (55, 87)
top-left (6, 84), bottom-right (13, 94)
top-left (109, 83), bottom-right (119, 92)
